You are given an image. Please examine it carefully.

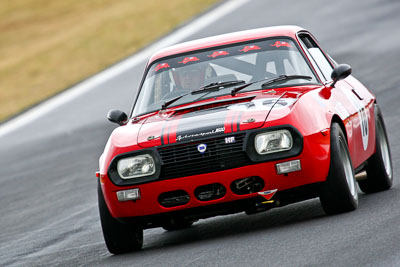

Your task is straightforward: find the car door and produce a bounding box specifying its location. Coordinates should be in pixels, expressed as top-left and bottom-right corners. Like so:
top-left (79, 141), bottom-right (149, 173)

top-left (298, 32), bottom-right (374, 168)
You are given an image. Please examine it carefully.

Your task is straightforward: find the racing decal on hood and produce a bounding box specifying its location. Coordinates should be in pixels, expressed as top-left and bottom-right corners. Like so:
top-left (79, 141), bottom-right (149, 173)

top-left (158, 108), bottom-right (232, 144)
top-left (178, 56), bottom-right (200, 64)
top-left (160, 117), bottom-right (169, 145)
top-left (224, 109), bottom-right (234, 134)
top-left (164, 107), bottom-right (247, 143)
top-left (207, 50), bottom-right (230, 58)
top-left (139, 92), bottom-right (297, 148)
top-left (166, 95), bottom-right (292, 143)
top-left (175, 107), bottom-right (226, 142)
top-left (161, 114), bottom-right (183, 145)
top-left (167, 114), bottom-right (182, 144)
top-left (232, 110), bottom-right (243, 132)
top-left (224, 109), bottom-right (245, 134)
top-left (176, 127), bottom-right (225, 142)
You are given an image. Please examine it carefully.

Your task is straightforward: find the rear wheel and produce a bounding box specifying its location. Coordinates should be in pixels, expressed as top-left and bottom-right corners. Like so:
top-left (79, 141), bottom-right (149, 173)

top-left (98, 183), bottom-right (143, 254)
top-left (320, 123), bottom-right (358, 215)
top-left (358, 105), bottom-right (393, 193)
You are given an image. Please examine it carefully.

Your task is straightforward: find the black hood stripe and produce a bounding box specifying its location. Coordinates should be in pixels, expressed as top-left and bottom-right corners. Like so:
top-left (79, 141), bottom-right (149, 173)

top-left (167, 122), bottom-right (171, 144)
top-left (161, 118), bottom-right (170, 145)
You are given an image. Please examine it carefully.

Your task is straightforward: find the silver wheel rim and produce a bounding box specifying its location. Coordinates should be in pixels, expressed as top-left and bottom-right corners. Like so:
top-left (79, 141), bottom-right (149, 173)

top-left (339, 137), bottom-right (358, 201)
top-left (377, 120), bottom-right (392, 180)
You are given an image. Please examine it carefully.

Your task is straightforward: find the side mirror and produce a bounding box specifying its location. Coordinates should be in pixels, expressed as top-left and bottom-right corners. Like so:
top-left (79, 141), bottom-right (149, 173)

top-left (107, 109), bottom-right (128, 125)
top-left (331, 64), bottom-right (352, 87)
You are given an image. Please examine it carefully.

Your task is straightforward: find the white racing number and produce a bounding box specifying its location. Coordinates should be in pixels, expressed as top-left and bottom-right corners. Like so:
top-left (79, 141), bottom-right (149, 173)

top-left (342, 89), bottom-right (369, 151)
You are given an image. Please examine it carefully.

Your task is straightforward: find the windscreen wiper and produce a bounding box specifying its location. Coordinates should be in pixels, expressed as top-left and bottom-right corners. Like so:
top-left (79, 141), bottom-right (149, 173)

top-left (161, 80), bottom-right (245, 110)
top-left (198, 80), bottom-right (245, 91)
top-left (261, 75), bottom-right (312, 87)
top-left (231, 75), bottom-right (312, 96)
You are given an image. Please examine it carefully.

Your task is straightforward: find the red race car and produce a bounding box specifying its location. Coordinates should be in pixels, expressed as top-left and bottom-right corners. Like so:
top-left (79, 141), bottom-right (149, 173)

top-left (98, 26), bottom-right (393, 254)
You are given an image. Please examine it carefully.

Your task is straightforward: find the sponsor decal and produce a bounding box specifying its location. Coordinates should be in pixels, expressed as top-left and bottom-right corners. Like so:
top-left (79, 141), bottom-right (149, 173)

top-left (258, 189), bottom-right (278, 200)
top-left (178, 57), bottom-right (200, 64)
top-left (270, 41), bottom-right (291, 48)
top-left (176, 127), bottom-right (225, 142)
top-left (225, 136), bottom-right (236, 144)
top-left (197, 144), bottom-right (207, 153)
top-left (154, 63), bottom-right (170, 72)
top-left (207, 50), bottom-right (230, 58)
top-left (239, 45), bottom-right (261, 52)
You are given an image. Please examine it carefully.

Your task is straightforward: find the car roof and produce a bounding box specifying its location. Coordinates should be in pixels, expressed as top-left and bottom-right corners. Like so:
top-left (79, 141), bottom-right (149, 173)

top-left (148, 25), bottom-right (305, 64)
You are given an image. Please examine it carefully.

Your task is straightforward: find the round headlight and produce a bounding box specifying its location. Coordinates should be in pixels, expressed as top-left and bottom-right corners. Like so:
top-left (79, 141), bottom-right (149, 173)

top-left (117, 154), bottom-right (155, 179)
top-left (255, 130), bottom-right (293, 155)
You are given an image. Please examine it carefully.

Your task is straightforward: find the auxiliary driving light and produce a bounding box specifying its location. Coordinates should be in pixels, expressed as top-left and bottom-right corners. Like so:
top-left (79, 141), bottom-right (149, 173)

top-left (276, 159), bottom-right (301, 174)
top-left (116, 188), bottom-right (141, 201)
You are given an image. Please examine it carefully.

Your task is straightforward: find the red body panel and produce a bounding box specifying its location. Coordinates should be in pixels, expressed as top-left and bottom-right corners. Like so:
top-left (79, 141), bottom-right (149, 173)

top-left (99, 26), bottom-right (377, 220)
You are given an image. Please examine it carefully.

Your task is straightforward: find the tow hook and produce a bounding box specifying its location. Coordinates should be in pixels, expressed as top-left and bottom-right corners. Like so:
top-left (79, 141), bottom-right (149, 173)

top-left (245, 189), bottom-right (279, 215)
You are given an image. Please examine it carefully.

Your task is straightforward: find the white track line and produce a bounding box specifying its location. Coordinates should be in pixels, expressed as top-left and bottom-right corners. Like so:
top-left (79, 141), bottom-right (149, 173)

top-left (0, 0), bottom-right (250, 138)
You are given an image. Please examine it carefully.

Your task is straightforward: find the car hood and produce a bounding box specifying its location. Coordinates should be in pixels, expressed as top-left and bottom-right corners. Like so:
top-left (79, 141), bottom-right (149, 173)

top-left (137, 88), bottom-right (308, 147)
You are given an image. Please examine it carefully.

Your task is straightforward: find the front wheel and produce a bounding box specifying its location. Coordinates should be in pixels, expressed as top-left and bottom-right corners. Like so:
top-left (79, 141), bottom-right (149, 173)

top-left (98, 183), bottom-right (143, 254)
top-left (320, 123), bottom-right (358, 215)
top-left (358, 105), bottom-right (393, 193)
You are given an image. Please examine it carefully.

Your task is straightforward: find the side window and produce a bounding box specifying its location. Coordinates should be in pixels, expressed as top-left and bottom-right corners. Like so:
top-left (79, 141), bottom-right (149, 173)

top-left (299, 34), bottom-right (333, 82)
top-left (154, 71), bottom-right (173, 102)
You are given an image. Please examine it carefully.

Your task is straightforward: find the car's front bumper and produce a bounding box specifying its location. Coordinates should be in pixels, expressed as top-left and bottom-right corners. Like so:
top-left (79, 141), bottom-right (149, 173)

top-left (100, 131), bottom-right (330, 220)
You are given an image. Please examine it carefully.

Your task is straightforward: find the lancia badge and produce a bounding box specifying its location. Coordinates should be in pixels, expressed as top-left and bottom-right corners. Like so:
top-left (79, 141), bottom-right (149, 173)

top-left (197, 144), bottom-right (207, 153)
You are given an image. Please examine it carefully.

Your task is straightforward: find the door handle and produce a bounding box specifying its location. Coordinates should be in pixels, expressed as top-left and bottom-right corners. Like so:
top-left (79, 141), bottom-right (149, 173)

top-left (351, 89), bottom-right (363, 100)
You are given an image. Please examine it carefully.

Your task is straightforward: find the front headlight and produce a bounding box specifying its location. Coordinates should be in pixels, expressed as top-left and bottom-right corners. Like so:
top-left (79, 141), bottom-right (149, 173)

top-left (117, 154), bottom-right (155, 179)
top-left (255, 130), bottom-right (293, 154)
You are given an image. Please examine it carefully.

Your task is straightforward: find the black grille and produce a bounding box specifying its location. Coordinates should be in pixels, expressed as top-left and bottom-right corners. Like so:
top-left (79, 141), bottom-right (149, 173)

top-left (158, 133), bottom-right (251, 179)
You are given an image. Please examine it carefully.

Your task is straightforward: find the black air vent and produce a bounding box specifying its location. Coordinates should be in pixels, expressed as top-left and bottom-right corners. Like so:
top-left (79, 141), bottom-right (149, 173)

top-left (195, 183), bottom-right (226, 201)
top-left (158, 190), bottom-right (190, 208)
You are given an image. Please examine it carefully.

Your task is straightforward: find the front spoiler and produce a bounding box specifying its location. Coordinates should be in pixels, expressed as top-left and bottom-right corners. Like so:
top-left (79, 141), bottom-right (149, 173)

top-left (116, 183), bottom-right (322, 229)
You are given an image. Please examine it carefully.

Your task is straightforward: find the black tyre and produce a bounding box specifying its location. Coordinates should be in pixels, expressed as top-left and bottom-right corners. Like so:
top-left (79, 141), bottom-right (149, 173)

top-left (98, 183), bottom-right (143, 254)
top-left (358, 105), bottom-right (393, 193)
top-left (162, 217), bottom-right (194, 231)
top-left (320, 123), bottom-right (358, 214)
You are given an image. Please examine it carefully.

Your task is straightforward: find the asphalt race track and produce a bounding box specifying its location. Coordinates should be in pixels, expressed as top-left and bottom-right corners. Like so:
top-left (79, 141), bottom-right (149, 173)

top-left (1, 0), bottom-right (400, 266)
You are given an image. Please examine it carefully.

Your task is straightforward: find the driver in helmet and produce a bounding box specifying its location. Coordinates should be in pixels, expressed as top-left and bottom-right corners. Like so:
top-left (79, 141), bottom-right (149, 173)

top-left (173, 63), bottom-right (209, 91)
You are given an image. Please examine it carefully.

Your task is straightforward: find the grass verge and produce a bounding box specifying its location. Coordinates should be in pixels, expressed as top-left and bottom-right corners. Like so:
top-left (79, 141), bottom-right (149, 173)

top-left (0, 0), bottom-right (220, 122)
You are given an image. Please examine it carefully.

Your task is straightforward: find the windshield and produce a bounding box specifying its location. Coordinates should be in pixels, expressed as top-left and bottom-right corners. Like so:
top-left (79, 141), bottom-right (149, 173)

top-left (132, 38), bottom-right (318, 116)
